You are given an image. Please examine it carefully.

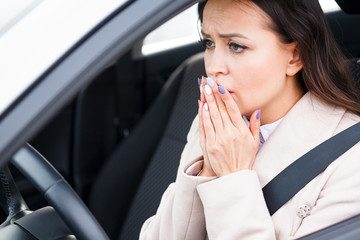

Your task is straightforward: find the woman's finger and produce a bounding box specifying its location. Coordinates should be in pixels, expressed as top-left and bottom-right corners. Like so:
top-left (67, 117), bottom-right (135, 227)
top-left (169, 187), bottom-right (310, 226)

top-left (206, 77), bottom-right (231, 124)
top-left (203, 81), bottom-right (224, 132)
top-left (202, 101), bottom-right (216, 145)
top-left (198, 100), bottom-right (217, 177)
top-left (200, 76), bottom-right (206, 103)
top-left (249, 109), bottom-right (261, 144)
top-left (217, 85), bottom-right (246, 128)
top-left (198, 100), bottom-right (206, 150)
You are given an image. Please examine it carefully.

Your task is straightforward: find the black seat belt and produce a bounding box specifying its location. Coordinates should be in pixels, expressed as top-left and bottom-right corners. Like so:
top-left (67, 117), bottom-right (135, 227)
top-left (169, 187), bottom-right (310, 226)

top-left (263, 122), bottom-right (360, 216)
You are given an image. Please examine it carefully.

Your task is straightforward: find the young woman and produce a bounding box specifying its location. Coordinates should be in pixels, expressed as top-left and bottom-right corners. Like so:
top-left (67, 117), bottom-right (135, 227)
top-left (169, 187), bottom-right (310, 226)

top-left (140, 0), bottom-right (360, 239)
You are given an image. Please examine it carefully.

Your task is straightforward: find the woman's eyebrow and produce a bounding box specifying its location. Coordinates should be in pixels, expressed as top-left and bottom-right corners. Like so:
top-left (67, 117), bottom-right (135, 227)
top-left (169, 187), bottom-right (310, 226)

top-left (201, 30), bottom-right (249, 40)
top-left (201, 30), bottom-right (211, 38)
top-left (218, 33), bottom-right (249, 39)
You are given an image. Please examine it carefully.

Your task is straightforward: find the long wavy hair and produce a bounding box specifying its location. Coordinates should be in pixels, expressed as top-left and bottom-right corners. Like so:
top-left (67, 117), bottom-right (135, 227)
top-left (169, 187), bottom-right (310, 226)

top-left (200, 0), bottom-right (360, 116)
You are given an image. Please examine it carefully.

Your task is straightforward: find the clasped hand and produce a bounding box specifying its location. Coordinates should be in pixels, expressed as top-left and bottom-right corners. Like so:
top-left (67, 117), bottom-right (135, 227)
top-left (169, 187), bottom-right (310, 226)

top-left (198, 77), bottom-right (261, 177)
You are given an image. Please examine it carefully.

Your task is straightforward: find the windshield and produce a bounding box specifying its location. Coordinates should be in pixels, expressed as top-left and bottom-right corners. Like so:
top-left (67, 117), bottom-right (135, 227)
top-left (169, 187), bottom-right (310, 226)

top-left (0, 0), bottom-right (43, 37)
top-left (0, 0), bottom-right (127, 117)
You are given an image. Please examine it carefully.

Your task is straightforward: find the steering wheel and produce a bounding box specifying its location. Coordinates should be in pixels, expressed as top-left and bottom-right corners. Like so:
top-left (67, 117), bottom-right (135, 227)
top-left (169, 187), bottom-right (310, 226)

top-left (0, 143), bottom-right (109, 240)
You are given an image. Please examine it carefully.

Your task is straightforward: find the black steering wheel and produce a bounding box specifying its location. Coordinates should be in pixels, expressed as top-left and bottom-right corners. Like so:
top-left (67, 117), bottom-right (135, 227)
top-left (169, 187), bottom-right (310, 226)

top-left (0, 143), bottom-right (109, 240)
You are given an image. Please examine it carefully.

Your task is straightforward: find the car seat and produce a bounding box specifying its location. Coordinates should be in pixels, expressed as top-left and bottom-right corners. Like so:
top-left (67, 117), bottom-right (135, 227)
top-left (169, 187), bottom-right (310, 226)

top-left (72, 66), bottom-right (119, 199)
top-left (326, 10), bottom-right (360, 58)
top-left (88, 52), bottom-right (206, 239)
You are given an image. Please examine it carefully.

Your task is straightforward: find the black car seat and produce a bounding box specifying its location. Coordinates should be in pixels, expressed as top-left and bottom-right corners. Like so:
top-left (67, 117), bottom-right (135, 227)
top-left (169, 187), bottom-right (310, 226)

top-left (72, 50), bottom-right (146, 201)
top-left (72, 66), bottom-right (119, 199)
top-left (350, 58), bottom-right (360, 92)
top-left (88, 52), bottom-right (206, 239)
top-left (325, 8), bottom-right (360, 92)
top-left (326, 10), bottom-right (360, 58)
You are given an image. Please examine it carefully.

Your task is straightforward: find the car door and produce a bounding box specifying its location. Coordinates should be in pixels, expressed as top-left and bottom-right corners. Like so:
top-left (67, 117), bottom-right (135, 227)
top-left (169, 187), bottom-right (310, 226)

top-left (0, 0), bottom-right (199, 237)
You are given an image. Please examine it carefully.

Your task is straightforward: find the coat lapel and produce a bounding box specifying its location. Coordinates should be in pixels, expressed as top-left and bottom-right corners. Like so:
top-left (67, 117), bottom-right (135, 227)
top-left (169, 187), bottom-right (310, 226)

top-left (253, 92), bottom-right (346, 187)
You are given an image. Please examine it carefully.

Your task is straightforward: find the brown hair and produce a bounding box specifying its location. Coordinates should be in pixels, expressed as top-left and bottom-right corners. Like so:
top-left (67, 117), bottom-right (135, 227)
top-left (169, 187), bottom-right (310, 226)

top-left (201, 0), bottom-right (360, 116)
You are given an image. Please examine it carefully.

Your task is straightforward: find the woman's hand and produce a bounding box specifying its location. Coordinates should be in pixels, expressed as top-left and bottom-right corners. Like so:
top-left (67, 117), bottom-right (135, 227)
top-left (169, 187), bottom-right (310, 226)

top-left (198, 77), bottom-right (261, 177)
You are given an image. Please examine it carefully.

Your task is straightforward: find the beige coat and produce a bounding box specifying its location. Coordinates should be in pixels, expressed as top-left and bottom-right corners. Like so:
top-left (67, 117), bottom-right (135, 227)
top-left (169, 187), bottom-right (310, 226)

top-left (140, 92), bottom-right (360, 240)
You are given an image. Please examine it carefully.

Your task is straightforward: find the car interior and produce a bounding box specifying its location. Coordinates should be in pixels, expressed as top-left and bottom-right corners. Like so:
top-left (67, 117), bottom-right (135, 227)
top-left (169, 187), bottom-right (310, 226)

top-left (1, 0), bottom-right (360, 239)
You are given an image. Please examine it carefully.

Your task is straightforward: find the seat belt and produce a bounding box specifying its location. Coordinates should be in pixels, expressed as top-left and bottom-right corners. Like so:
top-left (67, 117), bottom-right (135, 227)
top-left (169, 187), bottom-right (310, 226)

top-left (262, 122), bottom-right (360, 216)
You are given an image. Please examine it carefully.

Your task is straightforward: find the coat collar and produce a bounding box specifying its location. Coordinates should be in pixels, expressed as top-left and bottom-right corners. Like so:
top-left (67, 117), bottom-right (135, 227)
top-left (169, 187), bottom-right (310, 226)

top-left (253, 92), bottom-right (346, 187)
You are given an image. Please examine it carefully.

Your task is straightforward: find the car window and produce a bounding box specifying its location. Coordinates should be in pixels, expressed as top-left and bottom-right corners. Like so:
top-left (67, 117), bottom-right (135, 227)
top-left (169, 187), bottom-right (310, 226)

top-left (319, 0), bottom-right (340, 12)
top-left (0, 0), bottom-right (43, 37)
top-left (142, 4), bottom-right (199, 55)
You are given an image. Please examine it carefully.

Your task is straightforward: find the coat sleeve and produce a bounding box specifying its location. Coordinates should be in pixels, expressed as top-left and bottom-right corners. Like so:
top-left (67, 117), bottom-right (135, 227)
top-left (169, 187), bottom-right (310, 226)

top-left (140, 115), bottom-right (216, 240)
top-left (197, 170), bottom-right (276, 240)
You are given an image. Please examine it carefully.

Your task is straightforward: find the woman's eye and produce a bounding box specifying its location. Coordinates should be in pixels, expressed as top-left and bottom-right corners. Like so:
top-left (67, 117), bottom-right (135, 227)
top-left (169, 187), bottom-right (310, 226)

top-left (228, 42), bottom-right (247, 53)
top-left (201, 39), bottom-right (215, 49)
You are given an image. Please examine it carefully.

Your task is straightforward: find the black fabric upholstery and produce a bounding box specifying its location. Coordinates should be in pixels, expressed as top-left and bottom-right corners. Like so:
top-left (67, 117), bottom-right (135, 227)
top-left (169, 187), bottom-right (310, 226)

top-left (118, 52), bottom-right (205, 240)
top-left (326, 11), bottom-right (360, 58)
top-left (88, 53), bottom-right (205, 240)
top-left (73, 67), bottom-right (119, 199)
top-left (335, 0), bottom-right (360, 14)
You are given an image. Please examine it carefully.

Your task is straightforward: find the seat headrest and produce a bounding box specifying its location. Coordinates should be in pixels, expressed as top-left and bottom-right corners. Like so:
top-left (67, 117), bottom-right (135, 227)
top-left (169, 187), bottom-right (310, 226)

top-left (349, 58), bottom-right (360, 95)
top-left (335, 0), bottom-right (360, 14)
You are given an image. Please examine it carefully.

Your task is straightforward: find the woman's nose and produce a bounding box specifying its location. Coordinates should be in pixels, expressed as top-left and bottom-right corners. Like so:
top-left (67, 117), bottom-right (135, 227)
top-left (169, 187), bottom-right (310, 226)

top-left (205, 50), bottom-right (229, 77)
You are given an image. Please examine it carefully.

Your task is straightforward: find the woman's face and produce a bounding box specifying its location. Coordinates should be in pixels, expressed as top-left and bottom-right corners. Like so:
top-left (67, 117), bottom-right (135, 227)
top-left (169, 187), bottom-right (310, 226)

top-left (202, 0), bottom-right (303, 123)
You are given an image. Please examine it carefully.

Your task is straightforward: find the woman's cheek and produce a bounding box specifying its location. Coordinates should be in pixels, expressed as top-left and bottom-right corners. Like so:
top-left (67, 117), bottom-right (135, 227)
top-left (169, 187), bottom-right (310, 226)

top-left (232, 88), bottom-right (264, 117)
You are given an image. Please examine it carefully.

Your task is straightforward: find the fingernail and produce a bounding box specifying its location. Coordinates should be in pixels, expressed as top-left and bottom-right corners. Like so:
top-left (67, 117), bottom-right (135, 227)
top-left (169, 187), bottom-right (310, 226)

top-left (204, 102), bottom-right (209, 111)
top-left (207, 77), bottom-right (215, 87)
top-left (198, 78), bottom-right (201, 86)
top-left (257, 110), bottom-right (261, 120)
top-left (205, 85), bottom-right (212, 95)
top-left (218, 85), bottom-right (226, 94)
top-left (201, 76), bottom-right (205, 85)
top-left (198, 100), bottom-right (200, 107)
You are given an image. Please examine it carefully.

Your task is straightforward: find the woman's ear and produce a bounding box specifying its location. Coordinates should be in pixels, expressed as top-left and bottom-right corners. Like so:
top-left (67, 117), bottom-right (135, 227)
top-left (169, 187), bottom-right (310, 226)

top-left (286, 43), bottom-right (303, 76)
